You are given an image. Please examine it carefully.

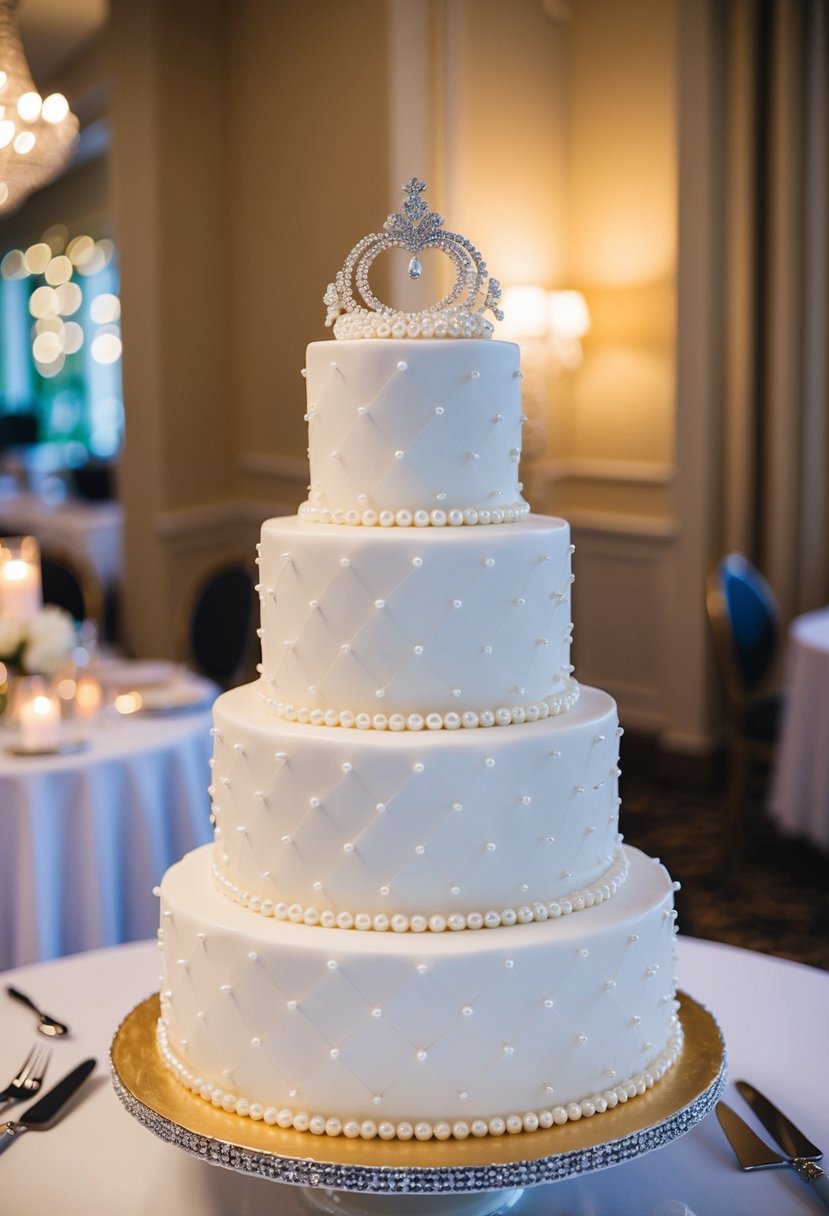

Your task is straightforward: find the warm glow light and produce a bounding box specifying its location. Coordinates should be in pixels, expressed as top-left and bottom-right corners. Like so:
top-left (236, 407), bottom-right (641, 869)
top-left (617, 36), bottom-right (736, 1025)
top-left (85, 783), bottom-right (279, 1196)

top-left (499, 286), bottom-right (550, 339)
top-left (61, 320), bottom-right (84, 353)
top-left (55, 281), bottom-right (82, 315)
top-left (75, 676), bottom-right (103, 718)
top-left (76, 245), bottom-right (106, 277)
top-left (13, 131), bottom-right (35, 154)
top-left (114, 691), bottom-right (143, 715)
top-left (35, 352), bottom-right (65, 378)
top-left (35, 315), bottom-right (62, 335)
top-left (41, 93), bottom-right (69, 124)
top-left (29, 284), bottom-right (59, 317)
top-left (91, 332), bottom-right (122, 364)
top-left (57, 677), bottom-right (77, 701)
top-left (0, 6), bottom-right (79, 216)
top-left (548, 291), bottom-right (591, 340)
top-left (66, 234), bottom-right (93, 265)
top-left (32, 331), bottom-right (62, 363)
top-left (24, 242), bottom-right (51, 274)
top-left (90, 292), bottom-right (120, 323)
top-left (20, 691), bottom-right (61, 750)
top-left (0, 537), bottom-right (42, 621)
top-left (45, 254), bottom-right (73, 285)
top-left (0, 248), bottom-right (25, 279)
top-left (16, 91), bottom-right (42, 122)
top-left (4, 558), bottom-right (30, 582)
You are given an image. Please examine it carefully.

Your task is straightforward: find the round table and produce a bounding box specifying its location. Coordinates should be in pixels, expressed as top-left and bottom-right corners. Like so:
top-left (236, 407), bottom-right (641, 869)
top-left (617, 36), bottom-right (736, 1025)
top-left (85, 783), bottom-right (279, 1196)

top-left (1, 937), bottom-right (827, 1215)
top-left (769, 606), bottom-right (829, 851)
top-left (0, 705), bottom-right (214, 971)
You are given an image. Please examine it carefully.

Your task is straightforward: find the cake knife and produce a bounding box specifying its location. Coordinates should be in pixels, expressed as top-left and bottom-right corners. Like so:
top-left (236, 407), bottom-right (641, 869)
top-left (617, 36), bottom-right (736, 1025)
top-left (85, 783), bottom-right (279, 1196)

top-left (734, 1078), bottom-right (822, 1160)
top-left (717, 1101), bottom-right (829, 1209)
top-left (0, 1058), bottom-right (96, 1156)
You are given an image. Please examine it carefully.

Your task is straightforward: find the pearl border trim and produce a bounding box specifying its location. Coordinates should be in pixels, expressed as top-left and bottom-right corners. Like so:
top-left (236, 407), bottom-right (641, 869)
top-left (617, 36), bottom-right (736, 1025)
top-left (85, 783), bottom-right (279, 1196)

top-left (156, 1014), bottom-right (683, 1142)
top-left (211, 845), bottom-right (629, 934)
top-left (257, 678), bottom-right (580, 733)
top-left (297, 501), bottom-right (531, 527)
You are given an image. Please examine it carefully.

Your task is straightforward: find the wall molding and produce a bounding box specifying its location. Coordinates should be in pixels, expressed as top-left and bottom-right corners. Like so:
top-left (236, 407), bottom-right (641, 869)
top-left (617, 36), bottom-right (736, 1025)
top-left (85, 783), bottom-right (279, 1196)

top-left (532, 456), bottom-right (675, 486)
top-left (237, 451), bottom-right (308, 483)
top-left (154, 497), bottom-right (296, 548)
top-left (568, 509), bottom-right (678, 540)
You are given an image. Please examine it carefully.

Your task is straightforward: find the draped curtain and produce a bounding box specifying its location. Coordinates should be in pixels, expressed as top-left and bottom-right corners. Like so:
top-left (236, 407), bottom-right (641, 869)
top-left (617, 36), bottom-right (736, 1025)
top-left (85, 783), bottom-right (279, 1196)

top-left (720, 0), bottom-right (828, 619)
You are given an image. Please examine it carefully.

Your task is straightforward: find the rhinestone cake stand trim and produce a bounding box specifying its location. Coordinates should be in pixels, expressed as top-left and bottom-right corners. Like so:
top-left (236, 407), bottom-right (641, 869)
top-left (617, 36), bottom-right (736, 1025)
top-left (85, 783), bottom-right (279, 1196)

top-left (111, 991), bottom-right (725, 1192)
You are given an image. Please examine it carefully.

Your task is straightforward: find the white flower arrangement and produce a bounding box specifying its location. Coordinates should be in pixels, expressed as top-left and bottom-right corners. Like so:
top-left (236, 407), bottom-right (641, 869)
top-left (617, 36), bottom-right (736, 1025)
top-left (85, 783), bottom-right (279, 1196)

top-left (0, 605), bottom-right (77, 676)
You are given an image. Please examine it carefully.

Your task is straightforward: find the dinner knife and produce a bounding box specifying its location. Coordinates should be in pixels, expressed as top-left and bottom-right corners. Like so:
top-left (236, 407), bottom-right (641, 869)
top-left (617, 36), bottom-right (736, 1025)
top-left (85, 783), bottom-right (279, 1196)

top-left (735, 1078), bottom-right (822, 1161)
top-left (0, 1058), bottom-right (96, 1156)
top-left (718, 1102), bottom-right (829, 1210)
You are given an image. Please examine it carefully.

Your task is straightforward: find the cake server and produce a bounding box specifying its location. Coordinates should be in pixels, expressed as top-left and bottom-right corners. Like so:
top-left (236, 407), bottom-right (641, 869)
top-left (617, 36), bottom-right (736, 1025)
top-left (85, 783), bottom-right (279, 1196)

top-left (735, 1078), bottom-right (822, 1160)
top-left (0, 1058), bottom-right (95, 1156)
top-left (717, 1101), bottom-right (829, 1210)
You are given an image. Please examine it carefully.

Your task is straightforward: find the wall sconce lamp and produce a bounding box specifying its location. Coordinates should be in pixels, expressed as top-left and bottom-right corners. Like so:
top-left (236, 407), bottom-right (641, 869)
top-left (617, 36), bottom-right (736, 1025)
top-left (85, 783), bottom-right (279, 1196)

top-left (500, 286), bottom-right (591, 372)
top-left (496, 287), bottom-right (591, 473)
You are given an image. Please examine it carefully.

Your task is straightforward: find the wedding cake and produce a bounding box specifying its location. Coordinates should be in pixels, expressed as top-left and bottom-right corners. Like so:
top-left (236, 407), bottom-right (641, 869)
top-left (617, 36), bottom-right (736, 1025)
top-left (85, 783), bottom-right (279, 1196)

top-left (155, 181), bottom-right (682, 1142)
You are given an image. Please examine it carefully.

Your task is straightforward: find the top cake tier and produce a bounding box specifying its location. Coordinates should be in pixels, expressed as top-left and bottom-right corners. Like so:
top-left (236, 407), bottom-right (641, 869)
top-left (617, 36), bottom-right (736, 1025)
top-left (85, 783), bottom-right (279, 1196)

top-left (299, 340), bottom-right (529, 526)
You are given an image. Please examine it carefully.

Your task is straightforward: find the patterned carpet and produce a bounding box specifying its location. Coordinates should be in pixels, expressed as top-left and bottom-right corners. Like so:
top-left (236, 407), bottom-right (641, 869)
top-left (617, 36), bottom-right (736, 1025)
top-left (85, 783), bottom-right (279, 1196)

top-left (618, 759), bottom-right (829, 971)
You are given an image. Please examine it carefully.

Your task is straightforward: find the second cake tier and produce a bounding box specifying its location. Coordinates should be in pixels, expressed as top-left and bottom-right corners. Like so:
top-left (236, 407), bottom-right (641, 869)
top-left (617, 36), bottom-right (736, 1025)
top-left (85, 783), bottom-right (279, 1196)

top-left (211, 683), bottom-right (624, 929)
top-left (257, 513), bottom-right (574, 723)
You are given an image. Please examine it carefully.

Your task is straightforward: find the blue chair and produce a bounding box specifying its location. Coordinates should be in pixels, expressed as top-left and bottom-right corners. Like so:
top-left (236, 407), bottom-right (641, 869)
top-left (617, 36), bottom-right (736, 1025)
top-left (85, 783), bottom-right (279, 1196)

top-left (706, 554), bottom-right (783, 870)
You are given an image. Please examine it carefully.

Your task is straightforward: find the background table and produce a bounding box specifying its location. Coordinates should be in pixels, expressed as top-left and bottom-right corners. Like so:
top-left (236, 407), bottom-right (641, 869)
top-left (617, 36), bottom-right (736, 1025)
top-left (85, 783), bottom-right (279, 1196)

top-left (0, 490), bottom-right (123, 590)
top-left (0, 707), bottom-right (213, 971)
top-left (769, 606), bottom-right (829, 851)
top-left (1, 937), bottom-right (828, 1215)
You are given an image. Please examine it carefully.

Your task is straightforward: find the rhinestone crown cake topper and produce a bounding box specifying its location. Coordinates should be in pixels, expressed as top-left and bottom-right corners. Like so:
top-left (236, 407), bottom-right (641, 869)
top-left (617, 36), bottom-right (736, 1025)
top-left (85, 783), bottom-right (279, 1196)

top-left (324, 178), bottom-right (503, 340)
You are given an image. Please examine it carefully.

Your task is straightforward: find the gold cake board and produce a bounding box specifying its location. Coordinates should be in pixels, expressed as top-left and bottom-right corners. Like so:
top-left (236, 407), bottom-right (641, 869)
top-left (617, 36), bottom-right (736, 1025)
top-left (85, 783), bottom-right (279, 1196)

top-left (111, 992), bottom-right (724, 1213)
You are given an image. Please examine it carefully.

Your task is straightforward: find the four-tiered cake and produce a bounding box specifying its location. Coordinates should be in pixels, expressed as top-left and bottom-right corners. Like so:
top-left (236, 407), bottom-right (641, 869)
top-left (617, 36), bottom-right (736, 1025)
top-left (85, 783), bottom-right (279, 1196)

top-left (156, 181), bottom-right (682, 1142)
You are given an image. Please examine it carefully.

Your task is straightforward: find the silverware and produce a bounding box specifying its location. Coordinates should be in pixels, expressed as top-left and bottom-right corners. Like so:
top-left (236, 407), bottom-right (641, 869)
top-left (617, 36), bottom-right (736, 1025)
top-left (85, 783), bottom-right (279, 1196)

top-left (0, 1046), bottom-right (51, 1110)
top-left (735, 1078), bottom-right (822, 1160)
top-left (717, 1101), bottom-right (829, 1210)
top-left (5, 987), bottom-right (69, 1037)
top-left (0, 1058), bottom-right (95, 1155)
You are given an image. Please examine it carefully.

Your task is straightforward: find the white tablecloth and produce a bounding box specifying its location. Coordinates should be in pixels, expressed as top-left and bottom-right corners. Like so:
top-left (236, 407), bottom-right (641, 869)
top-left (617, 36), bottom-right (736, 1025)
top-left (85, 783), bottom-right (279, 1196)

top-left (0, 708), bottom-right (213, 971)
top-left (1, 937), bottom-right (828, 1215)
top-left (769, 606), bottom-right (829, 851)
top-left (0, 491), bottom-right (123, 588)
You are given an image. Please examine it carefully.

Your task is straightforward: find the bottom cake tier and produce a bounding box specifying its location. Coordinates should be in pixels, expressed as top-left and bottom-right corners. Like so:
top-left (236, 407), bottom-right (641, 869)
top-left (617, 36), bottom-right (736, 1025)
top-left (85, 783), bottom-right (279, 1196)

top-left (157, 845), bottom-right (680, 1141)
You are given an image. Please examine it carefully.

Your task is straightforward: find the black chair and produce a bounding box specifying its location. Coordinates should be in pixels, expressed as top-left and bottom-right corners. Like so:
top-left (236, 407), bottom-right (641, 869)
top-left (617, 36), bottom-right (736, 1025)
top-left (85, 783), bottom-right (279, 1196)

top-left (40, 543), bottom-right (106, 635)
top-left (184, 561), bottom-right (257, 689)
top-left (706, 553), bottom-right (783, 871)
top-left (0, 412), bottom-right (39, 450)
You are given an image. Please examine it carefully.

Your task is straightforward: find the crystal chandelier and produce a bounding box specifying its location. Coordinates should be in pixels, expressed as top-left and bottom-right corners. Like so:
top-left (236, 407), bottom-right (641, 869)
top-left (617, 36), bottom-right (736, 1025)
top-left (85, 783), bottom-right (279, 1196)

top-left (0, 0), bottom-right (78, 216)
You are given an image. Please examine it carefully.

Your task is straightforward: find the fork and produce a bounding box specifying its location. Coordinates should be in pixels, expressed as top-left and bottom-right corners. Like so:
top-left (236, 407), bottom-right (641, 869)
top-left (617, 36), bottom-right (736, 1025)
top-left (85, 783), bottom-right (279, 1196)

top-left (0, 1046), bottom-right (51, 1111)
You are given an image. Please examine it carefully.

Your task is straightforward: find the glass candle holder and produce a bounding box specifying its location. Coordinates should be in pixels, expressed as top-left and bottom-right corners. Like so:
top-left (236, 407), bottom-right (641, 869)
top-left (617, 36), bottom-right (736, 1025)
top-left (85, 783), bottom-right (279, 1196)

top-left (0, 535), bottom-right (42, 622)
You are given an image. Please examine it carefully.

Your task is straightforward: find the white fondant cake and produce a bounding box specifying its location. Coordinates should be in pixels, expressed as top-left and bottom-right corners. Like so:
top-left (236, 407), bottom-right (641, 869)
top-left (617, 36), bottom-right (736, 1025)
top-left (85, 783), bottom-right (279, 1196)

top-left (257, 513), bottom-right (574, 720)
top-left (300, 339), bottom-right (529, 523)
top-left (156, 180), bottom-right (682, 1141)
top-left (210, 682), bottom-right (626, 925)
top-left (159, 846), bottom-right (679, 1138)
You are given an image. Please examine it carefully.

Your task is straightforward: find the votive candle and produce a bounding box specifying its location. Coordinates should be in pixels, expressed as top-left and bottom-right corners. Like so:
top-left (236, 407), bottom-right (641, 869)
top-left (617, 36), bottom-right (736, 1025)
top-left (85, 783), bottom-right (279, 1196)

top-left (20, 692), bottom-right (61, 750)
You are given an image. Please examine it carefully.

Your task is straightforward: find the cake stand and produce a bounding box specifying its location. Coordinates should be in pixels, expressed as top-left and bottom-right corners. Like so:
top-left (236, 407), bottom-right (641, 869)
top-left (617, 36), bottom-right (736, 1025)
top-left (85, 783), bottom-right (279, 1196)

top-left (111, 991), bottom-right (725, 1216)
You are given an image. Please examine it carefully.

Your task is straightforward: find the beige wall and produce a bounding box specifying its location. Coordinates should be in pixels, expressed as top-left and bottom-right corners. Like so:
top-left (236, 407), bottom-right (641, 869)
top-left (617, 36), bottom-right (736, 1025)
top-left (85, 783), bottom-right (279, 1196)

top-left (2, 0), bottom-right (718, 751)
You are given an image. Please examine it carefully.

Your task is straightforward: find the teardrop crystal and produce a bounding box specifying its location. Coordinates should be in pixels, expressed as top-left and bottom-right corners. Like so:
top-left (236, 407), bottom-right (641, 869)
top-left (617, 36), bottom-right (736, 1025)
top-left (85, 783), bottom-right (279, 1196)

top-left (408, 255), bottom-right (423, 280)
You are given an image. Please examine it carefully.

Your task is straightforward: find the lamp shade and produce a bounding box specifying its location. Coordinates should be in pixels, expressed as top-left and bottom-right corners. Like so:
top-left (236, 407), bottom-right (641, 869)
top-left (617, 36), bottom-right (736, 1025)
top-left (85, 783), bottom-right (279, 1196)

top-left (0, 0), bottom-right (78, 216)
top-left (548, 290), bottom-right (591, 339)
